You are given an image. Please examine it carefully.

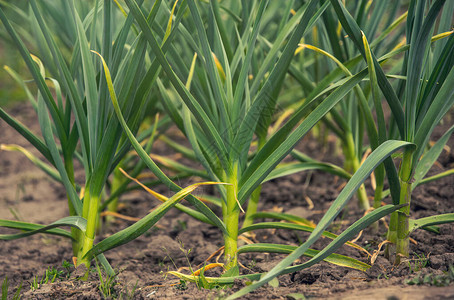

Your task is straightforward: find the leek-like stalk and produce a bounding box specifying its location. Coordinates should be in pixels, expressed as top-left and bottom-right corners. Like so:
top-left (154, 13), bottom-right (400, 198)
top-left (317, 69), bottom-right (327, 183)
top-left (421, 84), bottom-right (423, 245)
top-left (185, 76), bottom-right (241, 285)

top-left (222, 164), bottom-right (240, 271)
top-left (395, 149), bottom-right (413, 264)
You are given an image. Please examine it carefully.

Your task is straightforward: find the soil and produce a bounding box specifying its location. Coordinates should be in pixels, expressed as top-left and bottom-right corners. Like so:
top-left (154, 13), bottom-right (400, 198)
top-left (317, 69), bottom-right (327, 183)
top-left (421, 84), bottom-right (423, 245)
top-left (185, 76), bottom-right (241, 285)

top-left (1, 103), bottom-right (453, 300)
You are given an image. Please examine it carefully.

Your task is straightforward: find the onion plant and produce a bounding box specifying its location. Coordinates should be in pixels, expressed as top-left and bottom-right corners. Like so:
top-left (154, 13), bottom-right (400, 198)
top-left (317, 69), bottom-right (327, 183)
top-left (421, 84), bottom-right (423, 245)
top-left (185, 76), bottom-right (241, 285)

top-left (222, 0), bottom-right (454, 297)
top-left (0, 0), bottom-right (214, 275)
top-left (324, 0), bottom-right (454, 265)
top-left (115, 0), bottom-right (407, 282)
top-left (120, 0), bottom-right (331, 273)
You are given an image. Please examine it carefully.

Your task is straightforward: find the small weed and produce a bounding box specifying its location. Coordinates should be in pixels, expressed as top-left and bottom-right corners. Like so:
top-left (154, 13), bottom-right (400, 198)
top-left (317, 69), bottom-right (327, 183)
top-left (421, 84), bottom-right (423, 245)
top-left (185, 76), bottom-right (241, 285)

top-left (2, 277), bottom-right (7, 300)
top-left (408, 253), bottom-right (429, 274)
top-left (95, 261), bottom-right (118, 299)
top-left (29, 276), bottom-right (39, 292)
top-left (247, 259), bottom-right (256, 269)
top-left (286, 293), bottom-right (307, 300)
top-left (29, 266), bottom-right (64, 291)
top-left (2, 277), bottom-right (22, 300)
top-left (407, 265), bottom-right (454, 287)
top-left (377, 272), bottom-right (389, 280)
top-left (118, 280), bottom-right (138, 300)
top-left (61, 260), bottom-right (74, 279)
top-left (175, 279), bottom-right (188, 291)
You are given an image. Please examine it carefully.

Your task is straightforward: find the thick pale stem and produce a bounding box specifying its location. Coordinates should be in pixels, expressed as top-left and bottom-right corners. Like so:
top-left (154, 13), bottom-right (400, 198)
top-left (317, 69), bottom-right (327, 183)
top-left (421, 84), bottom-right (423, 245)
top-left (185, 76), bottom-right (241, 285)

top-left (77, 188), bottom-right (101, 274)
top-left (242, 185), bottom-right (261, 229)
top-left (222, 165), bottom-right (240, 271)
top-left (373, 182), bottom-right (384, 209)
top-left (356, 184), bottom-right (370, 210)
top-left (395, 150), bottom-right (413, 265)
top-left (385, 211), bottom-right (398, 259)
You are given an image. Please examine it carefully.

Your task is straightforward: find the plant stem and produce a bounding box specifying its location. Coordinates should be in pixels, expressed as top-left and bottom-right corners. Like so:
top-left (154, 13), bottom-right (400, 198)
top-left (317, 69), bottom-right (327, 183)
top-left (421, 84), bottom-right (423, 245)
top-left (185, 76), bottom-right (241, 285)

top-left (373, 182), bottom-right (384, 209)
top-left (222, 164), bottom-right (240, 271)
top-left (78, 187), bottom-right (101, 275)
top-left (385, 211), bottom-right (397, 259)
top-left (395, 149), bottom-right (413, 264)
top-left (107, 164), bottom-right (124, 223)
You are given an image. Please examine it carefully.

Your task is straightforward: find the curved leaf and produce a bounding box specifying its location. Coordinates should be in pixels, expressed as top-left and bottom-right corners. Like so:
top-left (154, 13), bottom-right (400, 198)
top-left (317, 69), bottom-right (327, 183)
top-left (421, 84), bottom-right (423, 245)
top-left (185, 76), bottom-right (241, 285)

top-left (239, 222), bottom-right (368, 255)
top-left (413, 125), bottom-right (454, 186)
top-left (0, 217), bottom-right (86, 240)
top-left (409, 214), bottom-right (454, 232)
top-left (264, 162), bottom-right (351, 182)
top-left (249, 212), bottom-right (315, 227)
top-left (237, 244), bottom-right (370, 272)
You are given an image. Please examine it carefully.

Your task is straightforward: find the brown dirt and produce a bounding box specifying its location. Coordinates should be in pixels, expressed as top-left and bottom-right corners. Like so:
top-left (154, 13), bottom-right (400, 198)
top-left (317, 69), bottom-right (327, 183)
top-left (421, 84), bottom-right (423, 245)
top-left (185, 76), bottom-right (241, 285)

top-left (1, 103), bottom-right (453, 299)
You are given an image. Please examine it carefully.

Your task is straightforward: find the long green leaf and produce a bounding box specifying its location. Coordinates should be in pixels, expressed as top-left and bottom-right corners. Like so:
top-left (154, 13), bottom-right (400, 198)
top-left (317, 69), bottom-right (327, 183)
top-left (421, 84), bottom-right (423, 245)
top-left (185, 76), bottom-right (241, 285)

top-left (413, 125), bottom-right (454, 186)
top-left (239, 222), bottom-right (367, 254)
top-left (405, 0), bottom-right (446, 141)
top-left (0, 217), bottom-right (86, 240)
top-left (29, 0), bottom-right (90, 169)
top-left (37, 94), bottom-right (82, 215)
top-left (0, 108), bottom-right (53, 164)
top-left (71, 0), bottom-right (99, 167)
top-left (414, 66), bottom-right (454, 162)
top-left (264, 162), bottom-right (351, 183)
top-left (237, 244), bottom-right (370, 272)
top-left (409, 213), bottom-right (454, 232)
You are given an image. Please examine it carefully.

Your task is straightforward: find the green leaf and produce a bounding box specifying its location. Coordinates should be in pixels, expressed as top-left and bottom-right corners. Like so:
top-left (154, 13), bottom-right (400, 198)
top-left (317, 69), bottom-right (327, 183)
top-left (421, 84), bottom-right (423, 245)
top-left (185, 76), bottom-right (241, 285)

top-left (37, 93), bottom-right (82, 215)
top-left (71, 1), bottom-right (99, 167)
top-left (237, 244), bottom-right (370, 272)
top-left (264, 162), bottom-right (351, 182)
top-left (0, 144), bottom-right (65, 187)
top-left (404, 0), bottom-right (446, 141)
top-left (248, 212), bottom-right (314, 227)
top-left (124, 0), bottom-right (230, 171)
top-left (414, 56), bottom-right (454, 162)
top-left (268, 277), bottom-right (279, 288)
top-left (0, 108), bottom-right (53, 164)
top-left (413, 125), bottom-right (454, 186)
top-left (409, 214), bottom-right (454, 232)
top-left (239, 222), bottom-right (367, 254)
top-left (28, 1), bottom-right (90, 169)
top-left (0, 217), bottom-right (86, 240)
